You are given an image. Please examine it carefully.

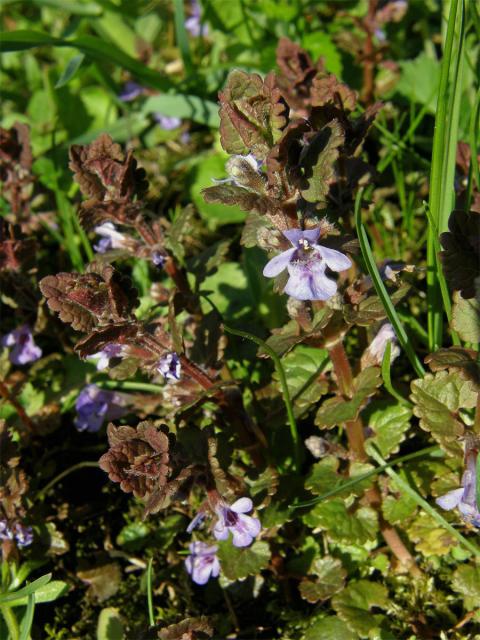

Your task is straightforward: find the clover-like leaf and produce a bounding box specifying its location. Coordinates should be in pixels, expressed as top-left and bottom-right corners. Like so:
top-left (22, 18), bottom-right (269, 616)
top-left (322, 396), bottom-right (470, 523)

top-left (40, 263), bottom-right (139, 332)
top-left (217, 539), bottom-right (271, 581)
top-left (364, 400), bottom-right (412, 458)
top-left (425, 347), bottom-right (480, 386)
top-left (407, 512), bottom-right (456, 557)
top-left (451, 293), bottom-right (480, 343)
top-left (299, 556), bottom-right (346, 603)
top-left (299, 119), bottom-right (344, 208)
top-left (69, 133), bottom-right (148, 203)
top-left (218, 70), bottom-right (288, 160)
top-left (410, 371), bottom-right (477, 456)
top-left (332, 580), bottom-right (388, 638)
top-left (315, 367), bottom-right (382, 429)
top-left (99, 421), bottom-right (170, 499)
top-left (440, 210), bottom-right (480, 299)
top-left (202, 184), bottom-right (287, 229)
top-left (451, 564), bottom-right (480, 611)
top-left (303, 499), bottom-right (378, 544)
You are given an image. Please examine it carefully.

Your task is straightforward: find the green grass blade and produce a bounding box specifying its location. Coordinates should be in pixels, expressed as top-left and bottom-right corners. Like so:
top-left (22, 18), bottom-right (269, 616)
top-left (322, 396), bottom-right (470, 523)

top-left (142, 94), bottom-right (220, 128)
top-left (292, 445), bottom-right (441, 509)
top-left (19, 593), bottom-right (35, 640)
top-left (381, 342), bottom-right (412, 407)
top-left (0, 575), bottom-right (51, 605)
top-left (367, 444), bottom-right (480, 558)
top-left (354, 190), bottom-right (425, 378)
top-left (0, 31), bottom-right (173, 92)
top-left (427, 0), bottom-right (465, 350)
top-left (172, 0), bottom-right (193, 74)
top-left (146, 558), bottom-right (154, 627)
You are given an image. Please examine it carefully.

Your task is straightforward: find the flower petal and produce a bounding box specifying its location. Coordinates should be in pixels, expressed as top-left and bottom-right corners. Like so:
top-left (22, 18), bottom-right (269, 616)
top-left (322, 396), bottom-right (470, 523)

top-left (263, 248), bottom-right (295, 278)
top-left (284, 263), bottom-right (316, 300)
top-left (238, 514), bottom-right (261, 537)
top-left (192, 559), bottom-right (214, 585)
top-left (231, 497), bottom-right (253, 514)
top-left (211, 557), bottom-right (220, 578)
top-left (309, 262), bottom-right (338, 300)
top-left (315, 245), bottom-right (352, 272)
top-left (213, 520), bottom-right (229, 541)
top-left (283, 228), bottom-right (320, 246)
top-left (231, 528), bottom-right (253, 547)
top-left (436, 488), bottom-right (464, 511)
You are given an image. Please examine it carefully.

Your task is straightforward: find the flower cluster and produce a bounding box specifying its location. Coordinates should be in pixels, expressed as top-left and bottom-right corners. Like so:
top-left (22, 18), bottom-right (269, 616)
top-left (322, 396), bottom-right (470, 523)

top-left (0, 520), bottom-right (33, 548)
top-left (185, 496), bottom-right (261, 585)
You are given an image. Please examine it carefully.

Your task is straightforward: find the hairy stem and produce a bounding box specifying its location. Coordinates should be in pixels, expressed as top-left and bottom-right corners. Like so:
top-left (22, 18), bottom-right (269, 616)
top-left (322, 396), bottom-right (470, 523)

top-left (0, 380), bottom-right (36, 434)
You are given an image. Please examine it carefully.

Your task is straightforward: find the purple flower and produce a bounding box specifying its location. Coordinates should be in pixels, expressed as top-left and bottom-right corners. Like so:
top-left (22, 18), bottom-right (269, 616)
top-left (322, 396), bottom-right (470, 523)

top-left (185, 0), bottom-right (208, 37)
top-left (436, 447), bottom-right (480, 528)
top-left (0, 520), bottom-right (33, 547)
top-left (118, 81), bottom-right (144, 102)
top-left (365, 322), bottom-right (400, 365)
top-left (185, 541), bottom-right (220, 585)
top-left (11, 523), bottom-right (33, 548)
top-left (153, 113), bottom-right (182, 130)
top-left (0, 520), bottom-right (13, 541)
top-left (263, 228), bottom-right (352, 301)
top-left (151, 251), bottom-right (166, 268)
top-left (157, 352), bottom-right (181, 382)
top-left (74, 384), bottom-right (127, 433)
top-left (1, 325), bottom-right (42, 365)
top-left (213, 497), bottom-right (261, 547)
top-left (87, 343), bottom-right (126, 371)
top-left (93, 223), bottom-right (129, 254)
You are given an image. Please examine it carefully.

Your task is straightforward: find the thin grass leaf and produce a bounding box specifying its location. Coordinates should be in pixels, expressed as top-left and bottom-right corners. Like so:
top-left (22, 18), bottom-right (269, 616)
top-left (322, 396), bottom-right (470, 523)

top-left (0, 575), bottom-right (51, 605)
top-left (55, 53), bottom-right (85, 88)
top-left (292, 445), bottom-right (441, 509)
top-left (381, 343), bottom-right (412, 407)
top-left (142, 95), bottom-right (220, 128)
top-left (0, 0), bottom-right (103, 15)
top-left (19, 594), bottom-right (35, 640)
top-left (367, 443), bottom-right (480, 558)
top-left (0, 31), bottom-right (173, 92)
top-left (467, 91), bottom-right (480, 208)
top-left (172, 0), bottom-right (193, 74)
top-left (427, 0), bottom-right (465, 350)
top-left (354, 190), bottom-right (425, 378)
top-left (146, 558), bottom-right (154, 628)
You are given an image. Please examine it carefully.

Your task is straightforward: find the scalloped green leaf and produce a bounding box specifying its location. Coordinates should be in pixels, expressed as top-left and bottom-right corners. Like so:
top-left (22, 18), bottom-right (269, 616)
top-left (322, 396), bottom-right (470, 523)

top-left (410, 371), bottom-right (477, 456)
top-left (451, 564), bottom-right (480, 611)
top-left (315, 367), bottom-right (382, 429)
top-left (217, 540), bottom-right (271, 581)
top-left (299, 557), bottom-right (346, 603)
top-left (407, 512), bottom-right (456, 557)
top-left (452, 294), bottom-right (480, 343)
top-left (364, 400), bottom-right (412, 458)
top-left (304, 499), bottom-right (378, 544)
top-left (300, 119), bottom-right (344, 208)
top-left (332, 580), bottom-right (389, 638)
top-left (303, 616), bottom-right (357, 640)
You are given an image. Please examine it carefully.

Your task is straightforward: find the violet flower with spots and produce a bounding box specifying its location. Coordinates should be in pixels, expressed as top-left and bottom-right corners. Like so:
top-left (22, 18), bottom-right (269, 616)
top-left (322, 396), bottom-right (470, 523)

top-left (263, 228), bottom-right (352, 301)
top-left (154, 113), bottom-right (181, 130)
top-left (151, 251), bottom-right (166, 268)
top-left (87, 343), bottom-right (126, 371)
top-left (436, 445), bottom-right (480, 528)
top-left (185, 541), bottom-right (220, 585)
top-left (1, 324), bottom-right (42, 365)
top-left (74, 384), bottom-right (127, 433)
top-left (157, 352), bottom-right (181, 382)
top-left (213, 497), bottom-right (261, 547)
